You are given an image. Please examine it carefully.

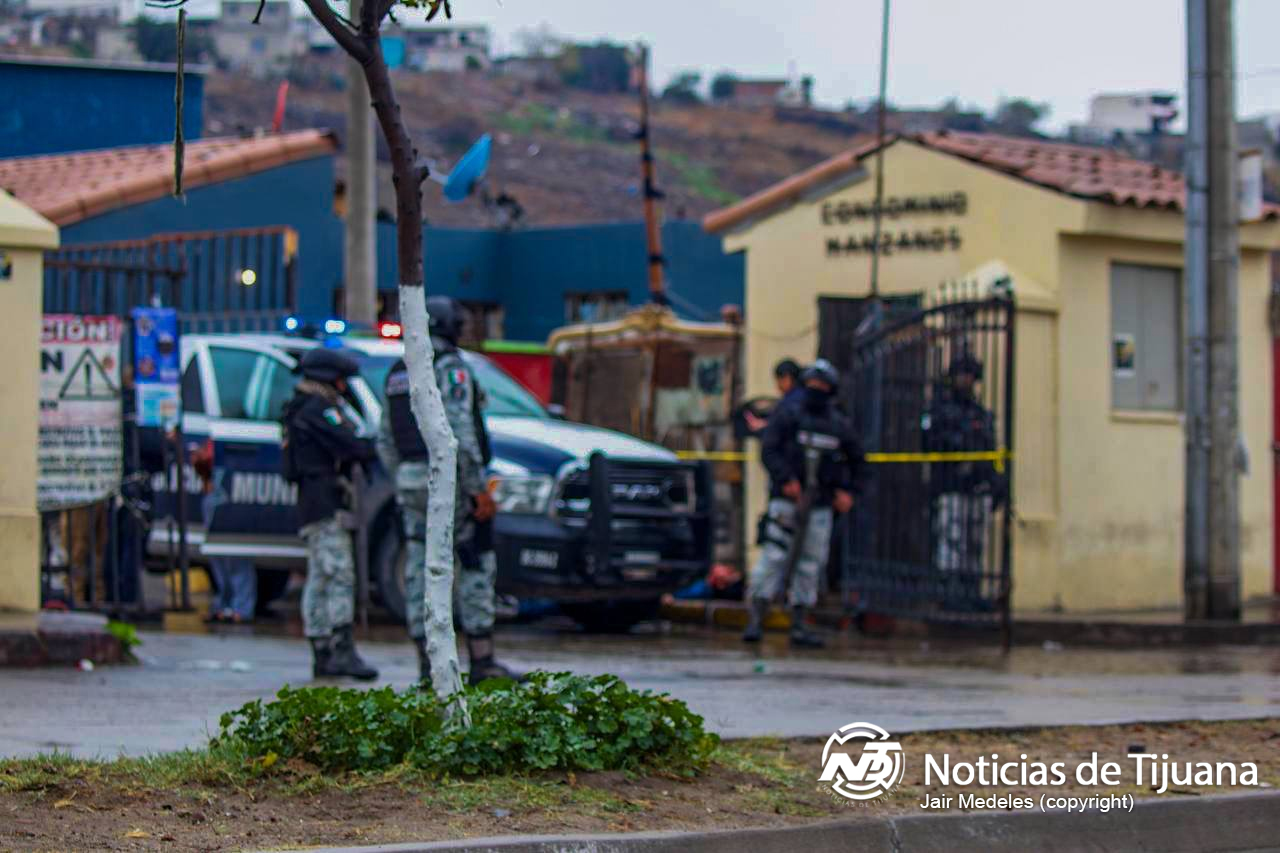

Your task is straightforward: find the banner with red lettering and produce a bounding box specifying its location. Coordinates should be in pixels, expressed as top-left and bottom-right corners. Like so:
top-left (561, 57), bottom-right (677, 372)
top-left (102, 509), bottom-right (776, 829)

top-left (39, 315), bottom-right (124, 510)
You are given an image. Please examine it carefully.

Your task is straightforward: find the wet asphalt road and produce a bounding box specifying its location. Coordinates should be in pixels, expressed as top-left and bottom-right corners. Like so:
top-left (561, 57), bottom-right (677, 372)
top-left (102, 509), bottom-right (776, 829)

top-left (2, 624), bottom-right (1279, 758)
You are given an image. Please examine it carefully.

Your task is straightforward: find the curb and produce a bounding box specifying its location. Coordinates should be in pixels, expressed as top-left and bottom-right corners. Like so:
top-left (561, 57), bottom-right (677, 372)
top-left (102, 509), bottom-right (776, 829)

top-left (660, 598), bottom-right (1280, 647)
top-left (0, 611), bottom-right (124, 667)
top-left (286, 791), bottom-right (1280, 853)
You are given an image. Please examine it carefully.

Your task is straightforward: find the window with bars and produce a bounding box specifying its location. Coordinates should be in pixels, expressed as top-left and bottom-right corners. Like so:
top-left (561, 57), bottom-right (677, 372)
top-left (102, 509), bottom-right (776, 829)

top-left (565, 290), bottom-right (630, 324)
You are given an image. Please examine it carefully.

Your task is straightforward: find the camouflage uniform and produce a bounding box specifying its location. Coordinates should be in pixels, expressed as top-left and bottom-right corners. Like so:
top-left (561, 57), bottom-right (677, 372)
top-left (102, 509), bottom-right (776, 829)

top-left (376, 345), bottom-right (495, 640)
top-left (282, 352), bottom-right (377, 681)
top-left (748, 498), bottom-right (835, 608)
top-left (922, 377), bottom-right (1004, 611)
top-left (743, 361), bottom-right (863, 648)
top-left (300, 515), bottom-right (355, 637)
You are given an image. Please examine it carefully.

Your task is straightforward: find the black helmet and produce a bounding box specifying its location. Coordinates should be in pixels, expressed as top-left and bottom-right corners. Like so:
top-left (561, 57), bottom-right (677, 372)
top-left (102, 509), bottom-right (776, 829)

top-left (427, 295), bottom-right (464, 344)
top-left (948, 353), bottom-right (984, 381)
top-left (298, 348), bottom-right (360, 383)
top-left (801, 358), bottom-right (840, 388)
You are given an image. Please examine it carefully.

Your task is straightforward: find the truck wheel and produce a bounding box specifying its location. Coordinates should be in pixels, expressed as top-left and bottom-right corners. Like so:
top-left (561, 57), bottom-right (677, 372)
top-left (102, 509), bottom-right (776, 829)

top-left (254, 568), bottom-right (290, 618)
top-left (561, 599), bottom-right (661, 633)
top-left (373, 529), bottom-right (408, 624)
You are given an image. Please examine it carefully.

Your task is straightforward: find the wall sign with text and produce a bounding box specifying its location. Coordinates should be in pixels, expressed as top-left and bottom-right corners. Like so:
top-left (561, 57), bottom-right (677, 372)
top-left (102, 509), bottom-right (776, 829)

top-left (823, 191), bottom-right (967, 259)
top-left (827, 227), bottom-right (963, 258)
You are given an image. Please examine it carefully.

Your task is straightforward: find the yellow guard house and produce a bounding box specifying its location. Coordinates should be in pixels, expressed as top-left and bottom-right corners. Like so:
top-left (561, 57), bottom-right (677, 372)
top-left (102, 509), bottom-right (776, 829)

top-left (705, 131), bottom-right (1280, 613)
top-left (0, 191), bottom-right (58, 613)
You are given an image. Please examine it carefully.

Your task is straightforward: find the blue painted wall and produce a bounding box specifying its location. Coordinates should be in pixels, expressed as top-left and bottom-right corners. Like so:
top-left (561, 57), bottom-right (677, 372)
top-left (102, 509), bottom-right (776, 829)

top-left (384, 221), bottom-right (745, 342)
top-left (62, 156), bottom-right (341, 318)
top-left (0, 60), bottom-right (204, 158)
top-left (56, 152), bottom-right (743, 341)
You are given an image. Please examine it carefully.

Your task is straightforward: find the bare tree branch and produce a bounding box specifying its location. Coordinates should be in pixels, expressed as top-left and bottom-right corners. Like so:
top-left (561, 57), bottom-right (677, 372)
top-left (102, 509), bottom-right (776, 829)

top-left (359, 0), bottom-right (380, 37)
top-left (413, 157), bottom-right (432, 184)
top-left (376, 0), bottom-right (397, 27)
top-left (425, 0), bottom-right (452, 21)
top-left (250, 0), bottom-right (267, 24)
top-left (300, 0), bottom-right (369, 62)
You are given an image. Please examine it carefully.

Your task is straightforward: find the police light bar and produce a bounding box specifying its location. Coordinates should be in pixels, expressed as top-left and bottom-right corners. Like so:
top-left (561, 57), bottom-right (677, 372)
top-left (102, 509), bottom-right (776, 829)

top-left (284, 316), bottom-right (300, 332)
top-left (324, 319), bottom-right (347, 335)
top-left (378, 322), bottom-right (403, 339)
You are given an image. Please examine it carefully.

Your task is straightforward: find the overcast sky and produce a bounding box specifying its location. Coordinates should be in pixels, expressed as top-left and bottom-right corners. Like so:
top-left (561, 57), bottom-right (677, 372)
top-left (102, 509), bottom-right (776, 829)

top-left (147, 0), bottom-right (1280, 128)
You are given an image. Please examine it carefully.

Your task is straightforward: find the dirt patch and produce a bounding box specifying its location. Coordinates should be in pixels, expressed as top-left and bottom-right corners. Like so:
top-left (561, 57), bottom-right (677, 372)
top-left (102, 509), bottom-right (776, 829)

top-left (3, 719), bottom-right (1277, 852)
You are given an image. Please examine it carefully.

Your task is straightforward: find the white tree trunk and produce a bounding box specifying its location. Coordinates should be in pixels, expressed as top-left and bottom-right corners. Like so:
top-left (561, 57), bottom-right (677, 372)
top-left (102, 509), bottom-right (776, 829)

top-left (399, 285), bottom-right (467, 712)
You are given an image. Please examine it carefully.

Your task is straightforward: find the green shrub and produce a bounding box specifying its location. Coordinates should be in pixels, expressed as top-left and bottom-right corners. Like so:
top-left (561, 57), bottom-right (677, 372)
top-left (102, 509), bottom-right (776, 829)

top-left (216, 673), bottom-right (717, 777)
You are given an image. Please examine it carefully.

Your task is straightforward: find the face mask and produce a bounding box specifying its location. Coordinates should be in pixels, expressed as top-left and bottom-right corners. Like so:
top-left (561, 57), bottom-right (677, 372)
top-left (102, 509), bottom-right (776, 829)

top-left (804, 387), bottom-right (831, 410)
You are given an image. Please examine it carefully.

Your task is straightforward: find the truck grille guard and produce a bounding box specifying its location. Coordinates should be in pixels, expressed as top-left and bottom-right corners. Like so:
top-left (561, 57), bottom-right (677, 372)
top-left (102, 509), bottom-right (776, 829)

top-left (563, 452), bottom-right (715, 586)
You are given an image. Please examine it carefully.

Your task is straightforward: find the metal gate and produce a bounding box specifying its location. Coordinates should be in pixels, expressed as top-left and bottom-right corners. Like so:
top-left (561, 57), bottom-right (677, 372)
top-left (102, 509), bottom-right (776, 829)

top-left (38, 226), bottom-right (299, 614)
top-left (43, 226), bottom-right (298, 334)
top-left (843, 284), bottom-right (1015, 640)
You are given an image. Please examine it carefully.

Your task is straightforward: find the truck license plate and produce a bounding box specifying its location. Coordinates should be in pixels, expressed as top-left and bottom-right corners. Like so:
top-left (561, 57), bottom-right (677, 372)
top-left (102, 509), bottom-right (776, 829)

top-left (519, 549), bottom-right (559, 569)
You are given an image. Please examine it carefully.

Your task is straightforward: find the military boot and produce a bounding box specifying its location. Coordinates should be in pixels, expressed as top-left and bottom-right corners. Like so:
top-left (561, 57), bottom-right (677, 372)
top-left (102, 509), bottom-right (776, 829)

top-left (789, 607), bottom-right (826, 649)
top-left (742, 598), bottom-right (769, 643)
top-left (466, 634), bottom-right (523, 686)
top-left (413, 637), bottom-right (433, 690)
top-left (326, 625), bottom-right (379, 681)
top-left (310, 637), bottom-right (333, 678)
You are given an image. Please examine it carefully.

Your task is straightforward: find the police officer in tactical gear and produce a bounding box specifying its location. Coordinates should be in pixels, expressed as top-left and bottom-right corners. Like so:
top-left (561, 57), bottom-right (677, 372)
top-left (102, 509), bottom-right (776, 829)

top-left (743, 359), bottom-right (863, 648)
top-left (282, 348), bottom-right (379, 680)
top-left (376, 295), bottom-right (518, 686)
top-left (922, 352), bottom-right (1004, 610)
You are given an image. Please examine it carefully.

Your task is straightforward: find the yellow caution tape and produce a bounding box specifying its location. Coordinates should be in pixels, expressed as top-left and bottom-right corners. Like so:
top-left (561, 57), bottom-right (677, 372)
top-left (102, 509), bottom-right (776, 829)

top-left (675, 448), bottom-right (1013, 473)
top-left (866, 450), bottom-right (1013, 474)
top-left (674, 450), bottom-right (752, 462)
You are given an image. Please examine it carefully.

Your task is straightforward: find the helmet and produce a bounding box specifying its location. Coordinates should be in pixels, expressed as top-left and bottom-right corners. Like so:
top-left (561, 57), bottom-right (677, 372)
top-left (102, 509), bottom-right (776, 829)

top-left (298, 348), bottom-right (360, 383)
top-left (801, 358), bottom-right (840, 388)
top-left (427, 295), bottom-right (464, 344)
top-left (948, 353), bottom-right (984, 381)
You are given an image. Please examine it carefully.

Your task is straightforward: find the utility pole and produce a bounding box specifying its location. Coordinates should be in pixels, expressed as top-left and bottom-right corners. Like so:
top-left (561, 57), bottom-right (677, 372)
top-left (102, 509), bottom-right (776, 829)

top-left (636, 44), bottom-right (666, 306)
top-left (867, 0), bottom-right (891, 299)
top-left (344, 0), bottom-right (377, 326)
top-left (1184, 0), bottom-right (1241, 621)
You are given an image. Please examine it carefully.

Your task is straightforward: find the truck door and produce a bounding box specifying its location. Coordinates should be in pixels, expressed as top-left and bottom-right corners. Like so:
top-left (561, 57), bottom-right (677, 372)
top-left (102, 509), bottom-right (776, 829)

top-left (203, 342), bottom-right (304, 563)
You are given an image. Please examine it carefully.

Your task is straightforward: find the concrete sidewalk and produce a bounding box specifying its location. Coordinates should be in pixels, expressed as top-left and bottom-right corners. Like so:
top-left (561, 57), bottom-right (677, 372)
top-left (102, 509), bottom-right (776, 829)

top-left (284, 791), bottom-right (1280, 853)
top-left (1, 627), bottom-right (1278, 758)
top-left (662, 597), bottom-right (1280, 647)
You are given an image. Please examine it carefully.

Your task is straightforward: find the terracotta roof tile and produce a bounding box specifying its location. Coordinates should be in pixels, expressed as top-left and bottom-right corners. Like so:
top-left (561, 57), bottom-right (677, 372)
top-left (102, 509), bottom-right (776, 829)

top-left (0, 129), bottom-right (338, 227)
top-left (704, 129), bottom-right (1280, 233)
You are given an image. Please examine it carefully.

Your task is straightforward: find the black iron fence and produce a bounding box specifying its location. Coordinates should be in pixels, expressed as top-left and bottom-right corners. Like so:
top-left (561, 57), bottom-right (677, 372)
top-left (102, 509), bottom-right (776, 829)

top-left (842, 283), bottom-right (1015, 641)
top-left (43, 226), bottom-right (297, 333)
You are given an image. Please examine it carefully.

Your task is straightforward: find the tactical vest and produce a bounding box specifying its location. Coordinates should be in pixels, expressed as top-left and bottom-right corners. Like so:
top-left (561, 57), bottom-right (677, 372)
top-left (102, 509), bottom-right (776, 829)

top-left (385, 359), bottom-right (429, 461)
top-left (385, 351), bottom-right (493, 465)
top-left (795, 409), bottom-right (849, 490)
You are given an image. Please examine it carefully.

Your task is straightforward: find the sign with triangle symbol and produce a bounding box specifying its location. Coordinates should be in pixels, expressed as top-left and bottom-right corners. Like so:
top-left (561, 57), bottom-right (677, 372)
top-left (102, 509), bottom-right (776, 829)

top-left (58, 348), bottom-right (119, 401)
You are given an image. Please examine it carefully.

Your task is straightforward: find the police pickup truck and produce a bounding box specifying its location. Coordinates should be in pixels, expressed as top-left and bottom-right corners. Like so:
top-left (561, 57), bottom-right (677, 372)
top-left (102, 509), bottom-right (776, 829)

top-left (152, 331), bottom-right (713, 631)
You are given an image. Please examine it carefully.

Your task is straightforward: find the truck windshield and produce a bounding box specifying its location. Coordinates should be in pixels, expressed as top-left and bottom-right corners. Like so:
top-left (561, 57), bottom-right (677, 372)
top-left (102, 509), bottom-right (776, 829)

top-left (358, 351), bottom-right (548, 419)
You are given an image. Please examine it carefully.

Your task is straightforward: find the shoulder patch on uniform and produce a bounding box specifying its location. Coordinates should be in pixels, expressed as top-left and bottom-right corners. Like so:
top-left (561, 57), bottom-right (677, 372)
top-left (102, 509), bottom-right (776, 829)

top-left (323, 407), bottom-right (344, 426)
top-left (447, 368), bottom-right (469, 388)
top-left (386, 371), bottom-right (411, 396)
